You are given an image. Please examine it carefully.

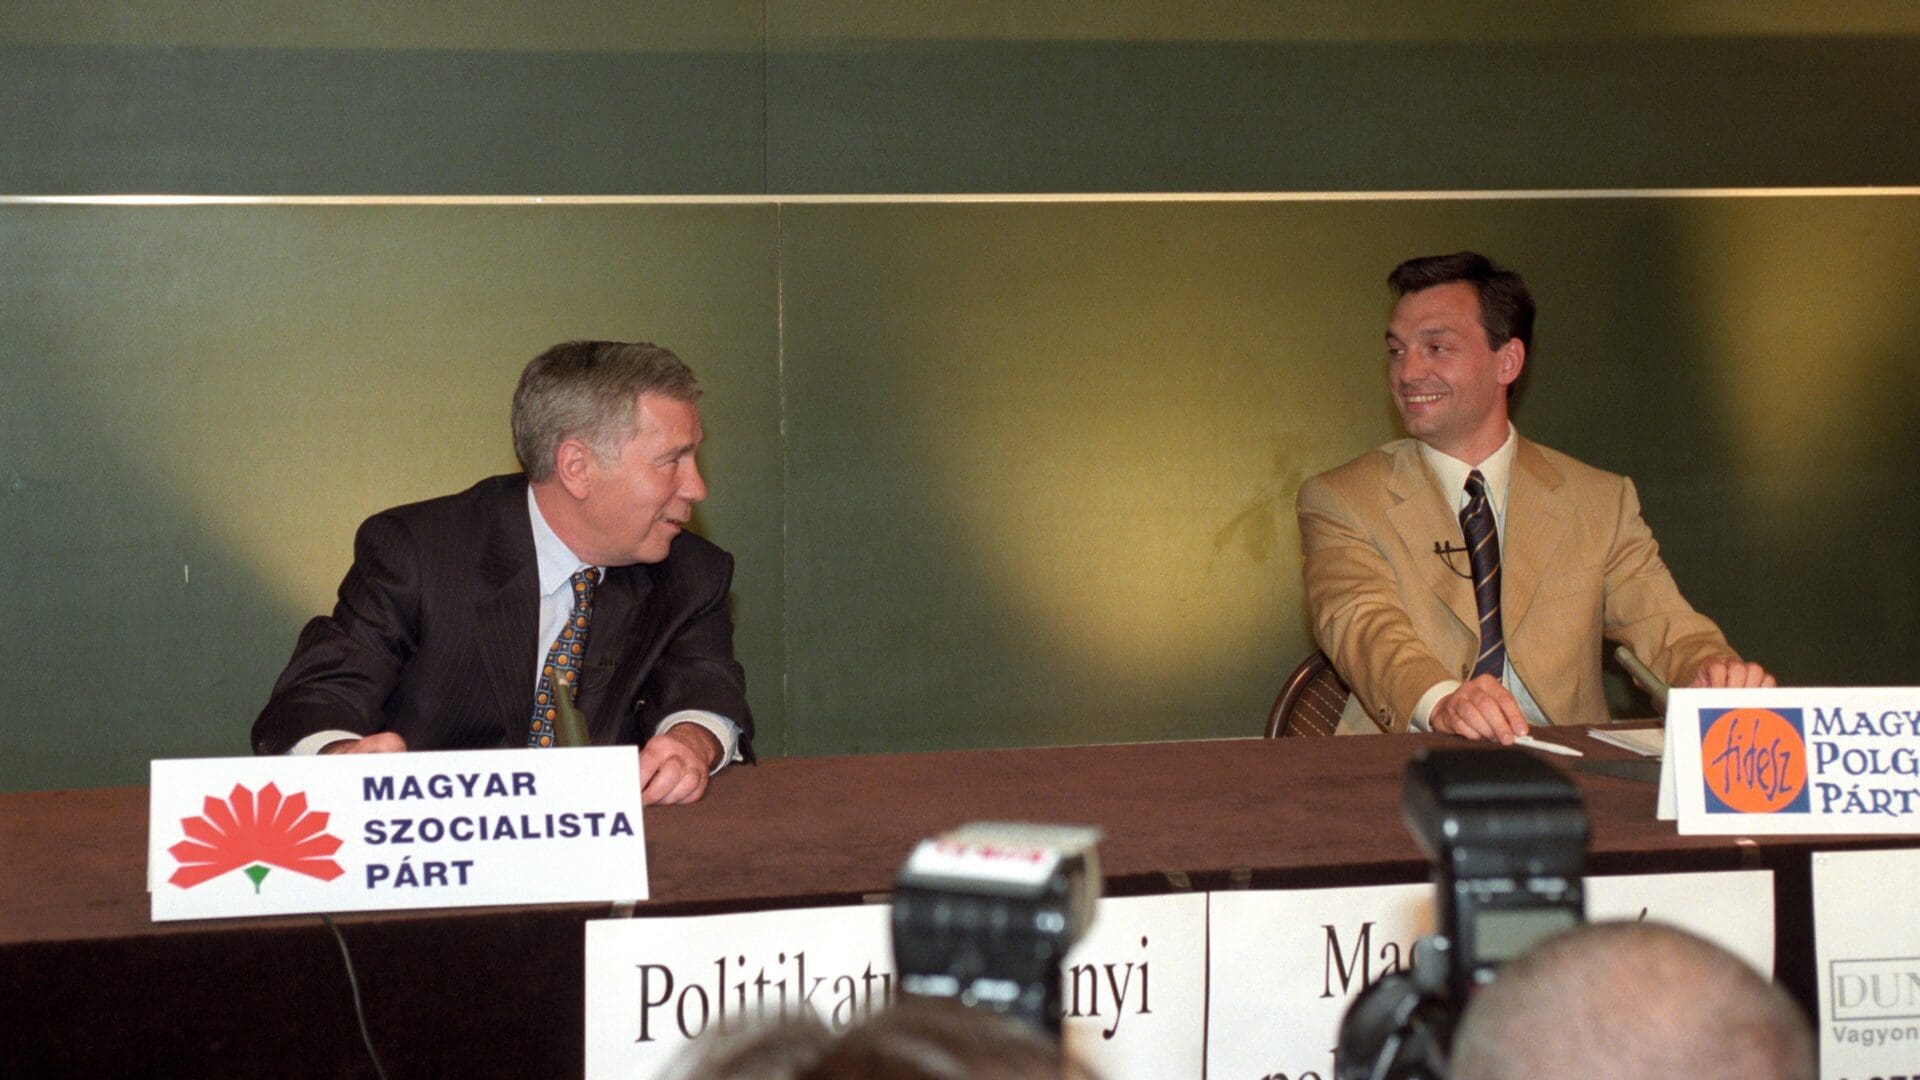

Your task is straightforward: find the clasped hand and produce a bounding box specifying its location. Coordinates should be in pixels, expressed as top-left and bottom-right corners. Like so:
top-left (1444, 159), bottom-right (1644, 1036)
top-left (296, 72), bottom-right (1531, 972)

top-left (1430, 675), bottom-right (1529, 744)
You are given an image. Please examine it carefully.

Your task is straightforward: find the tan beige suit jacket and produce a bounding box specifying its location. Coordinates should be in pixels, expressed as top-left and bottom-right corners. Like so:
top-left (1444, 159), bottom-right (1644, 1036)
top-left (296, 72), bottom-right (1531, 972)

top-left (1296, 437), bottom-right (1737, 733)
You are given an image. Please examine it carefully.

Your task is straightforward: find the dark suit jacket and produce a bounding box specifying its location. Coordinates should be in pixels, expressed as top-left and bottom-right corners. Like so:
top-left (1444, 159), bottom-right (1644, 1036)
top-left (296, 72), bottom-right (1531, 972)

top-left (253, 474), bottom-right (753, 758)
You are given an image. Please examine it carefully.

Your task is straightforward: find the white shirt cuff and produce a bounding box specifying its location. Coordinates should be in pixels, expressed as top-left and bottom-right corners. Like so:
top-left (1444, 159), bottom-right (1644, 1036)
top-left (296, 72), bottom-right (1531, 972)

top-left (292, 715), bottom-right (742, 767)
top-left (657, 710), bottom-right (743, 774)
top-left (1411, 681), bottom-right (1461, 733)
top-left (289, 729), bottom-right (363, 755)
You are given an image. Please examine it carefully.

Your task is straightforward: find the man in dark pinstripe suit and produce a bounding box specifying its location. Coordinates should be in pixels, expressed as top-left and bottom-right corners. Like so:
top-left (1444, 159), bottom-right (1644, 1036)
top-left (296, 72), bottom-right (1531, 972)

top-left (254, 341), bottom-right (752, 805)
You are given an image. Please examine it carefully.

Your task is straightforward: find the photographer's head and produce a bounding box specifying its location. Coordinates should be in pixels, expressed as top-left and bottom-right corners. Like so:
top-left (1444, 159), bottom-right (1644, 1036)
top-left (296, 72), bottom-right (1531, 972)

top-left (664, 998), bottom-right (1100, 1080)
top-left (1450, 921), bottom-right (1813, 1080)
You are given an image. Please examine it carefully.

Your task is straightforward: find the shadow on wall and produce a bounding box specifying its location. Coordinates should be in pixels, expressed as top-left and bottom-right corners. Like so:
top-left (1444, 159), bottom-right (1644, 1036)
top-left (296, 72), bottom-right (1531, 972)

top-left (3, 228), bottom-right (315, 790)
top-left (780, 202), bottom-right (1397, 755)
top-left (1521, 198), bottom-right (1920, 692)
top-left (1666, 199), bottom-right (1920, 687)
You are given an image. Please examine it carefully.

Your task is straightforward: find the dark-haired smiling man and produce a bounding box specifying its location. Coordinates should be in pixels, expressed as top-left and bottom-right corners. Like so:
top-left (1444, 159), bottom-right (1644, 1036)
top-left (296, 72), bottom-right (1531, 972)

top-left (1296, 253), bottom-right (1772, 742)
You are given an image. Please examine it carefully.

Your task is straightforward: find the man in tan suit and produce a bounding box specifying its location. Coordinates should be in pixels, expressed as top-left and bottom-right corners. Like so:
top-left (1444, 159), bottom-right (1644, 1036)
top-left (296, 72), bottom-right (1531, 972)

top-left (1296, 252), bottom-right (1773, 741)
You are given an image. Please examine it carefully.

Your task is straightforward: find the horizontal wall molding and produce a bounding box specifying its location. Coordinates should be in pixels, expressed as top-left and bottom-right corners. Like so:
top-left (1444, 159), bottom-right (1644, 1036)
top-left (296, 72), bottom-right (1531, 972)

top-left (6, 187), bottom-right (1920, 207)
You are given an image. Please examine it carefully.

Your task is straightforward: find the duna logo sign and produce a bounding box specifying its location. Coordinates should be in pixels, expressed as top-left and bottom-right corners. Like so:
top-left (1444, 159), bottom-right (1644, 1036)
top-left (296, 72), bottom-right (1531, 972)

top-left (168, 782), bottom-right (345, 892)
top-left (1699, 708), bottom-right (1810, 814)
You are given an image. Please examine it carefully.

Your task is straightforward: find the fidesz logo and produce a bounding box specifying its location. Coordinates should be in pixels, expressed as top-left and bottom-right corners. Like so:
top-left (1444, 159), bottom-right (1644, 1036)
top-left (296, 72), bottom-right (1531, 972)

top-left (1700, 708), bottom-right (1810, 814)
top-left (168, 782), bottom-right (345, 893)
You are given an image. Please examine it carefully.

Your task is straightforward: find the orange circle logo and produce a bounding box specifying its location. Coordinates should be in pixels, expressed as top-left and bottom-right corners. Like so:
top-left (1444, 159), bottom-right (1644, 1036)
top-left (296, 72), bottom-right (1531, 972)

top-left (1700, 708), bottom-right (1808, 813)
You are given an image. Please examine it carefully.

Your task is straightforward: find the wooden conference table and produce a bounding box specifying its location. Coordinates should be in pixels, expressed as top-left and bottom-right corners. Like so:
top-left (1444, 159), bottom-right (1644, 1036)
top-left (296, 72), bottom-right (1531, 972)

top-left (3, 730), bottom-right (1910, 1076)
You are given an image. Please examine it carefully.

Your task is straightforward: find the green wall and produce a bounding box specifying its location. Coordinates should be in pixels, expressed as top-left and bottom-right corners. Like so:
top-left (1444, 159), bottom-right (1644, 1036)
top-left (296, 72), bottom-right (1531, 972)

top-left (777, 198), bottom-right (1920, 751)
top-left (6, 4), bottom-right (1920, 193)
top-left (0, 206), bottom-right (784, 787)
top-left (4, 4), bottom-right (1918, 790)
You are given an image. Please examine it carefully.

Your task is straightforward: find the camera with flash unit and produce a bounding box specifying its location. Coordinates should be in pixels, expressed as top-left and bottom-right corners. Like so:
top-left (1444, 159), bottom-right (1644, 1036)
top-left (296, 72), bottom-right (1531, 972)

top-left (890, 822), bottom-right (1102, 1035)
top-left (1335, 748), bottom-right (1589, 1080)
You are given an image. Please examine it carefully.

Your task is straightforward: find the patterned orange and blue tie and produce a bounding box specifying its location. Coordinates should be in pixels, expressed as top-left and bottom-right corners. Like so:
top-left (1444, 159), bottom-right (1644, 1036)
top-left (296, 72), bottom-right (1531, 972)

top-left (1461, 470), bottom-right (1506, 681)
top-left (528, 568), bottom-right (598, 747)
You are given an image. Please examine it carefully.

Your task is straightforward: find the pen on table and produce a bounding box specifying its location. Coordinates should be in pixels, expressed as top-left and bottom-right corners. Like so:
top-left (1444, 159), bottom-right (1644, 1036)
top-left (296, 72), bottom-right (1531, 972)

top-left (1514, 735), bottom-right (1584, 758)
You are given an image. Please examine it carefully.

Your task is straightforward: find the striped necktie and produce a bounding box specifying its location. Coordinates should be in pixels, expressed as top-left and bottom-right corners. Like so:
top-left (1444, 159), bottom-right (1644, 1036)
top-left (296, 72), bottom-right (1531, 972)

top-left (528, 567), bottom-right (598, 747)
top-left (1460, 470), bottom-right (1506, 681)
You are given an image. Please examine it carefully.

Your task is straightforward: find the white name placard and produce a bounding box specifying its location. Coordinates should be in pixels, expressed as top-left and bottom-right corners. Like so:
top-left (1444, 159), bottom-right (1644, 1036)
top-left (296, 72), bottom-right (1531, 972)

top-left (1664, 688), bottom-right (1920, 834)
top-left (1813, 848), bottom-right (1920, 1080)
top-left (149, 747), bottom-right (646, 921)
top-left (582, 894), bottom-right (1208, 1080)
top-left (1204, 871), bottom-right (1775, 1079)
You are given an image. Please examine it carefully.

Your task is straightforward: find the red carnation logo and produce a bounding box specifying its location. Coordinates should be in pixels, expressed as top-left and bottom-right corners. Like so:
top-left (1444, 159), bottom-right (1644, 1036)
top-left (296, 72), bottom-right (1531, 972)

top-left (168, 782), bottom-right (345, 893)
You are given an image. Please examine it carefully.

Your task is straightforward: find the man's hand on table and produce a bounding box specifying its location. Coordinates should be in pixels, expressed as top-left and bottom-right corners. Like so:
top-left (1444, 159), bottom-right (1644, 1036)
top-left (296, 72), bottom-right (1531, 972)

top-left (320, 732), bottom-right (408, 754)
top-left (640, 724), bottom-right (721, 805)
top-left (1430, 675), bottom-right (1530, 744)
top-left (1689, 658), bottom-right (1777, 689)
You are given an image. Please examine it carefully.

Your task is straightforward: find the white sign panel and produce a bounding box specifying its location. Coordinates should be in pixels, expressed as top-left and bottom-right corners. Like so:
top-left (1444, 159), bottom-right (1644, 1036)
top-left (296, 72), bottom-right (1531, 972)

top-left (582, 894), bottom-right (1207, 1080)
top-left (1585, 871), bottom-right (1775, 975)
top-left (1060, 894), bottom-right (1209, 1079)
top-left (1813, 848), bottom-right (1920, 1080)
top-left (584, 904), bottom-right (896, 1079)
top-left (1207, 882), bottom-right (1431, 1080)
top-left (149, 748), bottom-right (646, 920)
top-left (1205, 871), bottom-right (1775, 1080)
top-left (1664, 687), bottom-right (1920, 835)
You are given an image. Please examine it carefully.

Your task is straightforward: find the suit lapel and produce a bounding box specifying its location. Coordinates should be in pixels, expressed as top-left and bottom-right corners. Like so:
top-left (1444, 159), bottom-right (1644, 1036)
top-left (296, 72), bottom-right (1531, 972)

top-left (1500, 439), bottom-right (1570, 635)
top-left (471, 482), bottom-right (540, 745)
top-left (576, 562), bottom-right (656, 742)
top-left (1385, 442), bottom-right (1478, 635)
